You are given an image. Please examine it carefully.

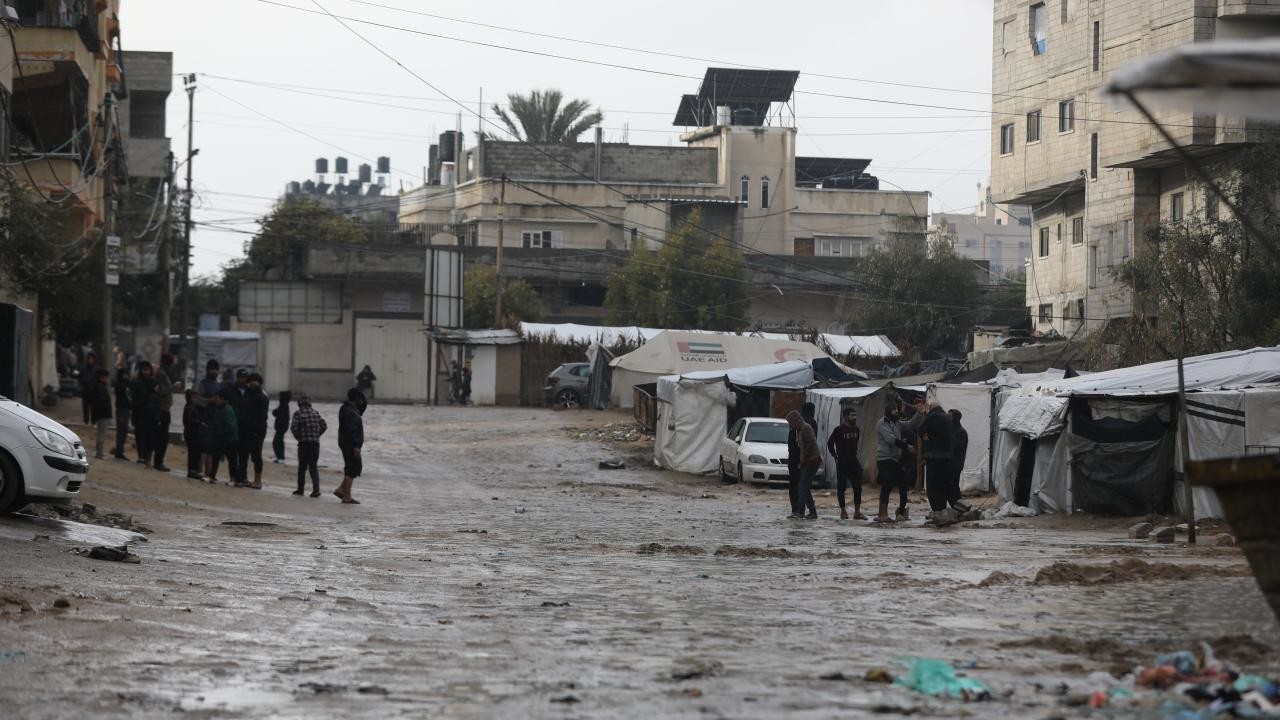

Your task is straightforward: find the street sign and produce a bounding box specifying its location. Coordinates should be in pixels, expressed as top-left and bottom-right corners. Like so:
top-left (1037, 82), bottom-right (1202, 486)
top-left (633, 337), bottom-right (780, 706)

top-left (105, 235), bottom-right (121, 286)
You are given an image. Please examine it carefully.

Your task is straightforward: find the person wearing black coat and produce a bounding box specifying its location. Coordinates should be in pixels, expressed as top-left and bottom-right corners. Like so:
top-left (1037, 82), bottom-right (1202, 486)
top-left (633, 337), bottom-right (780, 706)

top-left (915, 398), bottom-right (955, 513)
top-left (89, 369), bottom-right (112, 459)
top-left (235, 373), bottom-right (270, 488)
top-left (182, 389), bottom-right (206, 479)
top-left (948, 409), bottom-right (969, 511)
top-left (271, 390), bottom-right (292, 463)
top-left (131, 362), bottom-right (159, 468)
top-left (112, 368), bottom-right (132, 459)
top-left (785, 402), bottom-right (820, 519)
top-left (333, 388), bottom-right (367, 504)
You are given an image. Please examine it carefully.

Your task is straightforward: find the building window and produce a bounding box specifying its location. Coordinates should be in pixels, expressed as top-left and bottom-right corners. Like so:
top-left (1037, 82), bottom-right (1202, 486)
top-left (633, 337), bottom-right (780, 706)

top-left (1205, 193), bottom-right (1219, 222)
top-left (1000, 123), bottom-right (1015, 155)
top-left (521, 229), bottom-right (562, 249)
top-left (1071, 217), bottom-right (1084, 245)
top-left (794, 237), bottom-right (814, 256)
top-left (740, 175), bottom-right (750, 206)
top-left (1038, 227), bottom-right (1050, 257)
top-left (1002, 20), bottom-right (1015, 55)
top-left (1090, 132), bottom-right (1098, 180)
top-left (1170, 192), bottom-right (1184, 222)
top-left (817, 238), bottom-right (867, 257)
top-left (1122, 219), bottom-right (1132, 259)
top-left (1089, 246), bottom-right (1098, 288)
top-left (1076, 298), bottom-right (1085, 321)
top-left (1038, 303), bottom-right (1053, 324)
top-left (1030, 3), bottom-right (1047, 55)
top-left (1061, 0), bottom-right (1072, 22)
top-left (761, 176), bottom-right (770, 209)
top-left (1056, 222), bottom-right (1062, 244)
top-left (1092, 21), bottom-right (1101, 71)
top-left (1058, 99), bottom-right (1074, 133)
top-left (1026, 110), bottom-right (1042, 143)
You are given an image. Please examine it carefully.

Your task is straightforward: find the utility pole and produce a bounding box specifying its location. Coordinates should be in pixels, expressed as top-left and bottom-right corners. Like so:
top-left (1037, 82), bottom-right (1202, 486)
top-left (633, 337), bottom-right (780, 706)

top-left (179, 74), bottom-right (196, 374)
top-left (494, 175), bottom-right (505, 326)
top-left (157, 151), bottom-right (175, 339)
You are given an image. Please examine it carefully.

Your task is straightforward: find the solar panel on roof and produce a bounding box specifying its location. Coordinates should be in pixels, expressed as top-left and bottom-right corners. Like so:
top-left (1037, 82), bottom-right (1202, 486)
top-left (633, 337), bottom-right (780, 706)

top-left (698, 68), bottom-right (799, 104)
top-left (795, 157), bottom-right (873, 186)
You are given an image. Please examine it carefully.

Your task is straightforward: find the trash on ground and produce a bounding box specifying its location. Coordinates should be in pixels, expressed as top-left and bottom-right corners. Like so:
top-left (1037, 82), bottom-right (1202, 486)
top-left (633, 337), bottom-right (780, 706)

top-left (79, 545), bottom-right (141, 563)
top-left (864, 667), bottom-right (894, 683)
top-left (598, 460), bottom-right (626, 470)
top-left (893, 658), bottom-right (989, 701)
top-left (0, 650), bottom-right (27, 663)
top-left (983, 501), bottom-right (1038, 520)
top-left (671, 658), bottom-right (723, 681)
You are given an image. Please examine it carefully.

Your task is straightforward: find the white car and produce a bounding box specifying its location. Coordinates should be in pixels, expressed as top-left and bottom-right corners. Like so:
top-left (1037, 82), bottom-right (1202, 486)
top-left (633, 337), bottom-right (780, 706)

top-left (719, 417), bottom-right (793, 483)
top-left (0, 396), bottom-right (88, 512)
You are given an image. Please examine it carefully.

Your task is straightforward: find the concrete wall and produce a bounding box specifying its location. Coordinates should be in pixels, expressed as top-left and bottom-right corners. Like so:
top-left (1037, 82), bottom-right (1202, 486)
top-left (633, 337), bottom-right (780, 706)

top-left (481, 141), bottom-right (718, 184)
top-left (934, 212), bottom-right (1032, 275)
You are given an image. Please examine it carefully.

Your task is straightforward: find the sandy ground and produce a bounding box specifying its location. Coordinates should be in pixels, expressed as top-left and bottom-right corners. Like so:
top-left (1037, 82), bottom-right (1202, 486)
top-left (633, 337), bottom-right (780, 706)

top-left (0, 402), bottom-right (1276, 719)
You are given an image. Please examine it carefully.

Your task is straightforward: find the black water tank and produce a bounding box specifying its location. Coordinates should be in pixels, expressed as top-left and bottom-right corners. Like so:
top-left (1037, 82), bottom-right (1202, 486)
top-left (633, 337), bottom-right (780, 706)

top-left (377, 156), bottom-right (391, 174)
top-left (315, 157), bottom-right (329, 174)
top-left (286, 181), bottom-right (301, 195)
top-left (439, 130), bottom-right (458, 162)
top-left (335, 157), bottom-right (349, 175)
top-left (358, 164), bottom-right (372, 183)
top-left (302, 179), bottom-right (317, 193)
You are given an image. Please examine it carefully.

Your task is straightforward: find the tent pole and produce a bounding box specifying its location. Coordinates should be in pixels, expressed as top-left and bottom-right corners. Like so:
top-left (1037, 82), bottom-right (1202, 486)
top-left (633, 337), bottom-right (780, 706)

top-left (1176, 354), bottom-right (1196, 544)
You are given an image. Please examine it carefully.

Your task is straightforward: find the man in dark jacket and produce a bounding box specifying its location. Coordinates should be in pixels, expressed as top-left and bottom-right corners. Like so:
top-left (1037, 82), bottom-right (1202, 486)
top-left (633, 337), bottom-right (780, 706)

top-left (271, 390), bottom-right (292, 463)
top-left (131, 362), bottom-right (158, 468)
top-left (827, 406), bottom-right (863, 520)
top-left (915, 397), bottom-right (954, 512)
top-left (785, 402), bottom-right (819, 519)
top-left (290, 394), bottom-right (327, 497)
top-left (235, 373), bottom-right (270, 489)
top-left (151, 354), bottom-right (175, 472)
top-left (787, 409), bottom-right (821, 520)
top-left (89, 369), bottom-right (112, 459)
top-left (198, 360), bottom-right (223, 477)
top-left (949, 409), bottom-right (970, 512)
top-left (112, 368), bottom-right (132, 459)
top-left (333, 388), bottom-right (366, 504)
top-left (80, 351), bottom-right (98, 424)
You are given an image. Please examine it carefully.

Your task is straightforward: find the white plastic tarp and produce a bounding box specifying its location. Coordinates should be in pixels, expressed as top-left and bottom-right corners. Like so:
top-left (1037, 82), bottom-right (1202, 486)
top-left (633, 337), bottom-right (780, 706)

top-left (808, 387), bottom-right (886, 486)
top-left (198, 331), bottom-right (259, 371)
top-left (999, 394), bottom-right (1069, 439)
top-left (1030, 430), bottom-right (1072, 514)
top-left (932, 384), bottom-right (994, 494)
top-left (1177, 387), bottom-right (1280, 519)
top-left (820, 334), bottom-right (901, 359)
top-left (1050, 346), bottom-right (1280, 396)
top-left (653, 376), bottom-right (730, 474)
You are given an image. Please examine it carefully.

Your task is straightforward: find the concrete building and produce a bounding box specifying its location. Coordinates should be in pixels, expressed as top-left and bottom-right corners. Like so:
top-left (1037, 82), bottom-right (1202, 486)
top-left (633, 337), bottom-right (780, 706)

top-left (990, 0), bottom-right (1278, 336)
top-left (399, 69), bottom-right (928, 330)
top-left (2, 0), bottom-right (126, 388)
top-left (932, 181), bottom-right (1033, 276)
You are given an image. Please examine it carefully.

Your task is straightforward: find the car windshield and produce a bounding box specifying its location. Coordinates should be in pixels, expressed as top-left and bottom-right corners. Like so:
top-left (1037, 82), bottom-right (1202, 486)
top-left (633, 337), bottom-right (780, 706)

top-left (745, 422), bottom-right (789, 444)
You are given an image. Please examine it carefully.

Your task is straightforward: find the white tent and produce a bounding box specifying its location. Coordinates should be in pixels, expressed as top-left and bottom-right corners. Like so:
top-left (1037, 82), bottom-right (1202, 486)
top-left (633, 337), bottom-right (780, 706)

top-left (653, 360), bottom-right (839, 474)
top-left (819, 334), bottom-right (902, 360)
top-left (613, 331), bottom-right (852, 409)
top-left (808, 387), bottom-right (888, 486)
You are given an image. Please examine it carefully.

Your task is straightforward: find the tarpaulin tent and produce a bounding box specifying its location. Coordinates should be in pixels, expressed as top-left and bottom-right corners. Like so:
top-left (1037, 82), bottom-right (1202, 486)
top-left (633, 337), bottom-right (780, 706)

top-left (197, 331), bottom-right (259, 379)
top-left (993, 348), bottom-right (1280, 517)
top-left (653, 360), bottom-right (851, 474)
top-left (807, 387), bottom-right (888, 486)
top-left (892, 382), bottom-right (996, 495)
top-left (612, 330), bottom-right (859, 409)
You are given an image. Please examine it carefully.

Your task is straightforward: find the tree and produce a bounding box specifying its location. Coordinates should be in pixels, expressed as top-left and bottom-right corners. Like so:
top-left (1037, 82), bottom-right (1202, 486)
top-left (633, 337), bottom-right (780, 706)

top-left (604, 209), bottom-right (751, 331)
top-left (844, 237), bottom-right (984, 354)
top-left (492, 89), bottom-right (603, 143)
top-left (245, 197), bottom-right (367, 280)
top-left (463, 263), bottom-right (544, 328)
top-left (1105, 143), bottom-right (1280, 366)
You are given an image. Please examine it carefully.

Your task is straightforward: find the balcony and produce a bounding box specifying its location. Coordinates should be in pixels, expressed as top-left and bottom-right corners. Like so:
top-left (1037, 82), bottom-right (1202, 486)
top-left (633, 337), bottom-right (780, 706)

top-left (14, 0), bottom-right (102, 55)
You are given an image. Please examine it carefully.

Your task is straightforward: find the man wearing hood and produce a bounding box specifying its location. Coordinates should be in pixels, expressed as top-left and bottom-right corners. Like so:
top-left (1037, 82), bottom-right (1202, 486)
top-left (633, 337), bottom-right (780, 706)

top-left (333, 388), bottom-right (367, 504)
top-left (916, 396), bottom-right (955, 513)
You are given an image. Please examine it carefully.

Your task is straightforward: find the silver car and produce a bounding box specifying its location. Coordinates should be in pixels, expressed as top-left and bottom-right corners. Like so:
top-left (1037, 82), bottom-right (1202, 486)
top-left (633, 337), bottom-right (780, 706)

top-left (544, 362), bottom-right (591, 406)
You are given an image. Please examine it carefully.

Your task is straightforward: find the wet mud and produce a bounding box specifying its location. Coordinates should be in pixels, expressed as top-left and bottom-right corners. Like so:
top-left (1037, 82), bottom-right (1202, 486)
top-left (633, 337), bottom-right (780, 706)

top-left (1, 404), bottom-right (1277, 719)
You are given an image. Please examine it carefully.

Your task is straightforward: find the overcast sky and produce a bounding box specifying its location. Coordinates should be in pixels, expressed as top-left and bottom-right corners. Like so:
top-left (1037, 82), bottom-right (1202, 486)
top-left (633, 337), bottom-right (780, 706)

top-left (122, 0), bottom-right (995, 279)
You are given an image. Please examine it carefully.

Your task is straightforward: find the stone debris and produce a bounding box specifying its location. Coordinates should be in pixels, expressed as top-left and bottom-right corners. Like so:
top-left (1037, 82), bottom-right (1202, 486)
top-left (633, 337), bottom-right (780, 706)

top-left (27, 502), bottom-right (153, 535)
top-left (1150, 526), bottom-right (1176, 543)
top-left (568, 422), bottom-right (651, 444)
top-left (671, 658), bottom-right (723, 681)
top-left (79, 545), bottom-right (141, 564)
top-left (1128, 522), bottom-right (1153, 539)
top-left (636, 543), bottom-right (706, 556)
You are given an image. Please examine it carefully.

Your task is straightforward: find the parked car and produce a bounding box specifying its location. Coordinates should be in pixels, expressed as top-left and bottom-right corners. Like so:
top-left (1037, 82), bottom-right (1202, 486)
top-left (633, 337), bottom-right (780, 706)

top-left (719, 417), bottom-right (793, 484)
top-left (0, 396), bottom-right (88, 512)
top-left (544, 362), bottom-right (591, 406)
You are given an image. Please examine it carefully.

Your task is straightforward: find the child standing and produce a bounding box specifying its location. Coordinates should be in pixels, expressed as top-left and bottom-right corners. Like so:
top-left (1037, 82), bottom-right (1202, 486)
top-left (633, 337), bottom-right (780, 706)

top-left (289, 394), bottom-right (327, 497)
top-left (271, 390), bottom-right (292, 463)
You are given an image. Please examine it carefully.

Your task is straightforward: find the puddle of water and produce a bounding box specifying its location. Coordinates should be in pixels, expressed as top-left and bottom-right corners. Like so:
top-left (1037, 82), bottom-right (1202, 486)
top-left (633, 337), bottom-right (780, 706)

top-left (178, 684), bottom-right (295, 712)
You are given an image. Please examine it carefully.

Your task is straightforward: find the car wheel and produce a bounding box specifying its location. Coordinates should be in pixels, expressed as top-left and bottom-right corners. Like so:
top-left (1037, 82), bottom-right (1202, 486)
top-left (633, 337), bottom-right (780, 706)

top-left (0, 452), bottom-right (21, 513)
top-left (555, 388), bottom-right (579, 406)
top-left (736, 461), bottom-right (744, 484)
top-left (719, 460), bottom-right (733, 483)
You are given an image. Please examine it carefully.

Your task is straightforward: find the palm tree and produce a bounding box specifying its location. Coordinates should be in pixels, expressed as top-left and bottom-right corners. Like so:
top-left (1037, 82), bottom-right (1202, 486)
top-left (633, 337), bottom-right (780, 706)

top-left (492, 89), bottom-right (603, 143)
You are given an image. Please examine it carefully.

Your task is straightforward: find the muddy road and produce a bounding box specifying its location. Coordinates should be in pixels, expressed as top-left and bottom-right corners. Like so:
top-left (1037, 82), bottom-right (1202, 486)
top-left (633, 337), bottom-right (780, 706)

top-left (1, 405), bottom-right (1277, 718)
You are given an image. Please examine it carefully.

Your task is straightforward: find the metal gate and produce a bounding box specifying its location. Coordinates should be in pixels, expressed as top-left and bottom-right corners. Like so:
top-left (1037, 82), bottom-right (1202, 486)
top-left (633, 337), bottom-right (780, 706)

top-left (354, 318), bottom-right (431, 402)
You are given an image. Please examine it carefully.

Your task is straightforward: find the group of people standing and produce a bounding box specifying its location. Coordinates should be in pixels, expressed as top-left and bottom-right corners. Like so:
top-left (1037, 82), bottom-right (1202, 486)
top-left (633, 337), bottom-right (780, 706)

top-left (83, 351), bottom-right (178, 470)
top-left (187, 360), bottom-right (368, 504)
top-left (783, 393), bottom-right (970, 522)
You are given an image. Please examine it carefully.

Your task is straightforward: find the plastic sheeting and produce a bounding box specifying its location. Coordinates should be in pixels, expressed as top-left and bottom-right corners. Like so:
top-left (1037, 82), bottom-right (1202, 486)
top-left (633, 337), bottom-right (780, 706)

top-left (1103, 38), bottom-right (1280, 122)
top-left (1068, 399), bottom-right (1175, 515)
top-left (932, 384), bottom-right (994, 494)
top-left (1030, 432), bottom-right (1071, 514)
top-left (998, 394), bottom-right (1069, 439)
top-left (1051, 346), bottom-right (1280, 396)
top-left (653, 378), bottom-right (729, 474)
top-left (808, 387), bottom-right (887, 486)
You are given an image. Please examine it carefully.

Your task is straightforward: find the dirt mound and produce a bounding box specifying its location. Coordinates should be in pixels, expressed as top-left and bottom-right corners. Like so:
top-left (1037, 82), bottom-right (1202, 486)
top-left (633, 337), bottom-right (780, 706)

top-left (1071, 545), bottom-right (1149, 557)
top-left (976, 570), bottom-right (1023, 587)
top-left (637, 543), bottom-right (706, 556)
top-left (1033, 559), bottom-right (1250, 585)
top-left (1210, 634), bottom-right (1276, 666)
top-left (999, 634), bottom-right (1275, 674)
top-left (713, 545), bottom-right (805, 559)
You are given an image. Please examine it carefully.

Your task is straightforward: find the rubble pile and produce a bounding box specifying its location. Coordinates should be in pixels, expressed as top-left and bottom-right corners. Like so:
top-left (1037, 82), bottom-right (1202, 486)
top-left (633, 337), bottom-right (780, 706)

top-left (568, 423), bottom-right (651, 444)
top-left (27, 502), bottom-right (153, 535)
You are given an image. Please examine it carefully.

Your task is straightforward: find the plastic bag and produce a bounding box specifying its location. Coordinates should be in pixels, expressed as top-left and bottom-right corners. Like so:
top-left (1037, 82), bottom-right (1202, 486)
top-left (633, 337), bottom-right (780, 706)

top-left (894, 658), bottom-right (989, 701)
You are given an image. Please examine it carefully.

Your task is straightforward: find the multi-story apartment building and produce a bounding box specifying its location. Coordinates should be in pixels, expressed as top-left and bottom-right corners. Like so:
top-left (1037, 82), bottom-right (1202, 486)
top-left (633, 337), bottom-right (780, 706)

top-left (990, 0), bottom-right (1278, 336)
top-left (399, 68), bottom-right (929, 329)
top-left (932, 181), bottom-right (1032, 276)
